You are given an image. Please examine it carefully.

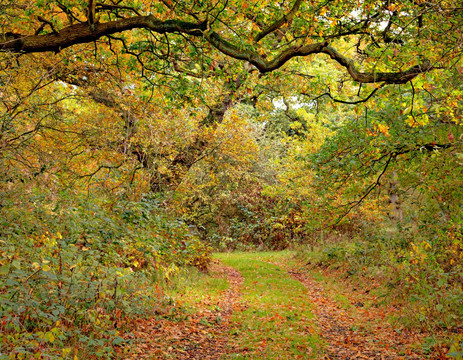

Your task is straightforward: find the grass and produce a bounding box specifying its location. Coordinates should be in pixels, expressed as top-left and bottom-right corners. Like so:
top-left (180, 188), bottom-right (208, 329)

top-left (165, 247), bottom-right (463, 359)
top-left (216, 251), bottom-right (323, 359)
top-left (169, 266), bottom-right (230, 312)
top-left (294, 242), bottom-right (463, 357)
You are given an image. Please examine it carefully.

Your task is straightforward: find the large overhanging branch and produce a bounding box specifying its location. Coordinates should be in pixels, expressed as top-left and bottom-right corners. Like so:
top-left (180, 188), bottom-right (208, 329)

top-left (0, 16), bottom-right (206, 53)
top-left (206, 31), bottom-right (433, 83)
top-left (1, 15), bottom-right (433, 84)
top-left (321, 46), bottom-right (433, 84)
top-left (204, 31), bottom-right (328, 73)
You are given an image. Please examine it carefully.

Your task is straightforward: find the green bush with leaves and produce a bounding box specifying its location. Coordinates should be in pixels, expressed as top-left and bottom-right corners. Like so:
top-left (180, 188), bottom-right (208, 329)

top-left (0, 193), bottom-right (211, 358)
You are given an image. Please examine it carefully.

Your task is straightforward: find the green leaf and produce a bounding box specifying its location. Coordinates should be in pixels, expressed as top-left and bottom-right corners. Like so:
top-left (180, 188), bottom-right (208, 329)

top-left (0, 264), bottom-right (9, 275)
top-left (112, 336), bottom-right (124, 345)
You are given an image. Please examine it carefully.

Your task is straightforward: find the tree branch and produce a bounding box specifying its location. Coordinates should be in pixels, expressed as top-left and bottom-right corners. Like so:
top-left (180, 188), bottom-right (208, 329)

top-left (207, 31), bottom-right (433, 82)
top-left (0, 16), bottom-right (207, 53)
top-left (95, 3), bottom-right (142, 16)
top-left (326, 139), bottom-right (455, 228)
top-left (205, 31), bottom-right (328, 73)
top-left (253, 0), bottom-right (304, 43)
top-left (333, 152), bottom-right (394, 227)
top-left (304, 86), bottom-right (382, 104)
top-left (35, 16), bottom-right (58, 35)
top-left (320, 46), bottom-right (433, 84)
top-left (0, 15), bottom-right (434, 84)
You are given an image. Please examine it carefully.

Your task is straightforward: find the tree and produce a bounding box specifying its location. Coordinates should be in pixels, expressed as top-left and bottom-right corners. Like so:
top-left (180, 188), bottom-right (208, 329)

top-left (2, 0), bottom-right (461, 193)
top-left (1, 4), bottom-right (462, 355)
top-left (3, 0), bottom-right (460, 84)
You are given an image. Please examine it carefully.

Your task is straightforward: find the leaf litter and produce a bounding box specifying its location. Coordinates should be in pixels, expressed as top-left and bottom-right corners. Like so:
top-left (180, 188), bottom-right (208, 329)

top-left (121, 260), bottom-right (244, 359)
top-left (121, 253), bottom-right (454, 359)
top-left (287, 266), bottom-right (451, 359)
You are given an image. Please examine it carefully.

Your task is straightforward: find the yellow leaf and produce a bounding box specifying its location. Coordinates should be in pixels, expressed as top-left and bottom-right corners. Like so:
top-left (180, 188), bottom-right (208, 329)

top-left (376, 123), bottom-right (390, 137)
top-left (42, 264), bottom-right (51, 272)
top-left (44, 331), bottom-right (55, 343)
top-left (63, 348), bottom-right (72, 357)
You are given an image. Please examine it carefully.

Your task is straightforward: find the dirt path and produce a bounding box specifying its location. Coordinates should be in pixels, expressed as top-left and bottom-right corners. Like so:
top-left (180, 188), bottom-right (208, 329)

top-left (123, 252), bottom-right (449, 359)
top-left (289, 271), bottom-right (426, 359)
top-left (123, 261), bottom-right (243, 359)
top-left (265, 254), bottom-right (450, 359)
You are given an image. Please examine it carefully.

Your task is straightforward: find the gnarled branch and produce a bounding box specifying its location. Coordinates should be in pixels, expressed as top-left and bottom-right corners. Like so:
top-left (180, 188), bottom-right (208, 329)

top-left (321, 46), bottom-right (433, 84)
top-left (0, 16), bottom-right (206, 53)
top-left (1, 15), bottom-right (433, 84)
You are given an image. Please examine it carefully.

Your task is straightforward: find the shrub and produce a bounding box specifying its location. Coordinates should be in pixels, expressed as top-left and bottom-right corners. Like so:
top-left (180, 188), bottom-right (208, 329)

top-left (0, 193), bottom-right (211, 358)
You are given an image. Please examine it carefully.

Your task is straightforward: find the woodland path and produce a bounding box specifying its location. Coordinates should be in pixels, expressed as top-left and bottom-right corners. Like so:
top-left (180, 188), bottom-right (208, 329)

top-left (124, 252), bottom-right (442, 359)
top-left (123, 261), bottom-right (244, 359)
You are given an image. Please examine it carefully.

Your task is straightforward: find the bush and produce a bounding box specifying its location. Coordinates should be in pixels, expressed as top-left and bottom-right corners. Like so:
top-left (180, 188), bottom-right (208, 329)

top-left (0, 193), bottom-right (211, 358)
top-left (296, 217), bottom-right (463, 330)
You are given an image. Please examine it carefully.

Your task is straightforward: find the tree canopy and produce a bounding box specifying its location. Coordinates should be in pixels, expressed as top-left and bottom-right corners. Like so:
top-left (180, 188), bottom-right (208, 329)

top-left (0, 0), bottom-right (462, 358)
top-left (2, 0), bottom-right (459, 82)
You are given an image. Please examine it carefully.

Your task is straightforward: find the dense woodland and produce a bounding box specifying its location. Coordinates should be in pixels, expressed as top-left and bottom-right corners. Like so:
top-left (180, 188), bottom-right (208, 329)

top-left (0, 0), bottom-right (462, 358)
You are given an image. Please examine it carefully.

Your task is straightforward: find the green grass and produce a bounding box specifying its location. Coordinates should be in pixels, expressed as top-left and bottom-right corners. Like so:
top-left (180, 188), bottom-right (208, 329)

top-left (169, 266), bottom-right (230, 311)
top-left (216, 251), bottom-right (323, 359)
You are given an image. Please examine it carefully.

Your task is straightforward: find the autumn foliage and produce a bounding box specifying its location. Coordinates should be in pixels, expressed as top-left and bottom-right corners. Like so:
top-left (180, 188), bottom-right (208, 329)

top-left (1, 0), bottom-right (462, 357)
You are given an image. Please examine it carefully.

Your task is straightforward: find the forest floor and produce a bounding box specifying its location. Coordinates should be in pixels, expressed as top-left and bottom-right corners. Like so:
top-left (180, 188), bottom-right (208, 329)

top-left (122, 251), bottom-right (452, 359)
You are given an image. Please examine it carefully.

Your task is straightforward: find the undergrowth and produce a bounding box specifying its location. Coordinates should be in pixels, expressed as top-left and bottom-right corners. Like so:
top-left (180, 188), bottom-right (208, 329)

top-left (295, 216), bottom-right (463, 356)
top-left (0, 192), bottom-right (211, 359)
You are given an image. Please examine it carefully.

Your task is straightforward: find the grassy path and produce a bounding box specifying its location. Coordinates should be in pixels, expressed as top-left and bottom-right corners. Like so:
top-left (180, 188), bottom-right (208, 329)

top-left (217, 251), bottom-right (323, 359)
top-left (217, 251), bottom-right (428, 359)
top-left (123, 262), bottom-right (243, 359)
top-left (125, 251), bottom-right (441, 359)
